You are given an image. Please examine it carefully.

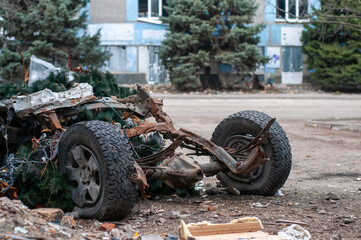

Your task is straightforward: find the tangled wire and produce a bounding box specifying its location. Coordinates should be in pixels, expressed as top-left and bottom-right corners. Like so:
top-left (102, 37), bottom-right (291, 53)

top-left (0, 131), bottom-right (64, 194)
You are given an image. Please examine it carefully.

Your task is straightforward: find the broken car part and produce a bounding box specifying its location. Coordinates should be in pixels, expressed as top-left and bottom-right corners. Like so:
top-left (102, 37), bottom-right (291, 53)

top-left (0, 85), bottom-right (292, 220)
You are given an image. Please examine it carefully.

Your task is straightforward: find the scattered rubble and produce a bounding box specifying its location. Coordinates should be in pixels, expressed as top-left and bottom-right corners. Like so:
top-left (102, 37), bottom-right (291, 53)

top-left (251, 202), bottom-right (270, 208)
top-left (32, 208), bottom-right (64, 222)
top-left (325, 192), bottom-right (340, 201)
top-left (110, 228), bottom-right (124, 239)
top-left (278, 224), bottom-right (311, 240)
top-left (0, 197), bottom-right (133, 239)
top-left (65, 211), bottom-right (80, 219)
top-left (274, 189), bottom-right (285, 196)
top-left (99, 223), bottom-right (115, 231)
top-left (318, 209), bottom-right (327, 215)
top-left (207, 206), bottom-right (215, 211)
top-left (141, 234), bottom-right (164, 240)
top-left (61, 216), bottom-right (77, 229)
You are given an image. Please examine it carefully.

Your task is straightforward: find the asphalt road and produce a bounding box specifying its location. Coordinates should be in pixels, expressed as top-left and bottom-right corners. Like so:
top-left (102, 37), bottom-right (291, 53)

top-left (158, 93), bottom-right (361, 138)
top-left (159, 93), bottom-right (361, 193)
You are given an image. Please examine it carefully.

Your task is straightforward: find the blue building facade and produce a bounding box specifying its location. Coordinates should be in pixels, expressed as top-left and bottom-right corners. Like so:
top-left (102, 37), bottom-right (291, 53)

top-left (86, 0), bottom-right (319, 85)
top-left (255, 0), bottom-right (320, 84)
top-left (87, 0), bottom-right (168, 84)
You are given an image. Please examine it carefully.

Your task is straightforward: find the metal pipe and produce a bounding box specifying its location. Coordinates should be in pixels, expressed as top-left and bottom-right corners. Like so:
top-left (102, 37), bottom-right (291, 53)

top-left (199, 161), bottom-right (226, 177)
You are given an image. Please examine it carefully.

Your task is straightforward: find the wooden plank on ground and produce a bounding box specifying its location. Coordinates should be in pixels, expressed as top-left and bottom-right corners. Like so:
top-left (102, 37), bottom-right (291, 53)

top-left (187, 219), bottom-right (263, 236)
top-left (195, 231), bottom-right (283, 240)
top-left (179, 217), bottom-right (282, 240)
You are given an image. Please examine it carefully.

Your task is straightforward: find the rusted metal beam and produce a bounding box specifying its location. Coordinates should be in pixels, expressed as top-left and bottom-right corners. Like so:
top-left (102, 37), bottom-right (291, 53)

top-left (136, 137), bottom-right (185, 166)
top-left (125, 121), bottom-right (176, 138)
top-left (130, 162), bottom-right (150, 199)
top-left (235, 146), bottom-right (269, 174)
top-left (228, 118), bottom-right (275, 155)
top-left (179, 128), bottom-right (242, 174)
top-left (37, 111), bottom-right (64, 131)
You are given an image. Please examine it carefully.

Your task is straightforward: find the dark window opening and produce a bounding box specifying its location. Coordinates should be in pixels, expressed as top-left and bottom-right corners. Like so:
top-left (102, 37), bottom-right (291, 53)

top-left (138, 0), bottom-right (148, 18)
top-left (277, 0), bottom-right (285, 19)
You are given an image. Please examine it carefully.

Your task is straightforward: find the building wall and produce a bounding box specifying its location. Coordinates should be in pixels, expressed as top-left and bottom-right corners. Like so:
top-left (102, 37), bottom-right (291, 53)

top-left (87, 0), bottom-right (319, 85)
top-left (257, 0), bottom-right (320, 84)
top-left (90, 0), bottom-right (127, 23)
top-left (87, 23), bottom-right (166, 46)
top-left (88, 0), bottom-right (168, 84)
top-left (254, 0), bottom-right (265, 25)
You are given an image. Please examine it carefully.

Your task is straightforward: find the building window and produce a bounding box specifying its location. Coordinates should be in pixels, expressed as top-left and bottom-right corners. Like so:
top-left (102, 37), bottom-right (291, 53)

top-left (138, 0), bottom-right (165, 18)
top-left (276, 0), bottom-right (309, 21)
top-left (138, 0), bottom-right (148, 17)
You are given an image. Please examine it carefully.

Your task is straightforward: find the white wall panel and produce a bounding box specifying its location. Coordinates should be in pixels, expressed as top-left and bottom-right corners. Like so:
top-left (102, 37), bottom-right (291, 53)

top-left (281, 27), bottom-right (303, 46)
top-left (138, 46), bottom-right (149, 82)
top-left (282, 72), bottom-right (303, 84)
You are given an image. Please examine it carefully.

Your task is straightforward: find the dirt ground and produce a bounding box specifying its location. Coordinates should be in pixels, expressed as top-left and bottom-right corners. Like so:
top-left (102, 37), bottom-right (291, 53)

top-left (95, 95), bottom-right (361, 239)
top-left (3, 93), bottom-right (360, 239)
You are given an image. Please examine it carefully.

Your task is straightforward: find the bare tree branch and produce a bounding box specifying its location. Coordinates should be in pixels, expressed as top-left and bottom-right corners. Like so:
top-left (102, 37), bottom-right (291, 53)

top-left (311, 20), bottom-right (361, 31)
top-left (317, 13), bottom-right (361, 20)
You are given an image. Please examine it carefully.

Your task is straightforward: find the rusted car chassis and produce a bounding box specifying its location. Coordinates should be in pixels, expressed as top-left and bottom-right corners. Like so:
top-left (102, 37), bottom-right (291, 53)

top-left (1, 84), bottom-right (292, 220)
top-left (122, 87), bottom-right (274, 198)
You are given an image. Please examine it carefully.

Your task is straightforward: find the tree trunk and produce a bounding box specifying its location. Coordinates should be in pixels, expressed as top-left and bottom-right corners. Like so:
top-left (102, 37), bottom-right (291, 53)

top-left (252, 74), bottom-right (264, 90)
top-left (203, 66), bottom-right (211, 90)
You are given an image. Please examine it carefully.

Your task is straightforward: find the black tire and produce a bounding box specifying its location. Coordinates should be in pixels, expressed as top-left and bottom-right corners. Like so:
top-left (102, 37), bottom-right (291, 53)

top-left (211, 110), bottom-right (292, 195)
top-left (58, 120), bottom-right (137, 220)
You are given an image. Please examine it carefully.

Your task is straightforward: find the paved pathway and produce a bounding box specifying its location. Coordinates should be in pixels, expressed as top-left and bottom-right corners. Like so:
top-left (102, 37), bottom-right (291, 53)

top-left (153, 93), bottom-right (361, 100)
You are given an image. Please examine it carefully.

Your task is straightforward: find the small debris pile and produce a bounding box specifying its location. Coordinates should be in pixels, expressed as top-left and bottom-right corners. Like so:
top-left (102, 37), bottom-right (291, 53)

top-left (0, 197), bottom-right (143, 239)
top-left (0, 197), bottom-right (87, 239)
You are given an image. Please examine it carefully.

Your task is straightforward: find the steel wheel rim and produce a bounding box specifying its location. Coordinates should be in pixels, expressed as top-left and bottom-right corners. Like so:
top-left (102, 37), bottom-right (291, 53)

top-left (65, 144), bottom-right (102, 207)
top-left (224, 134), bottom-right (267, 183)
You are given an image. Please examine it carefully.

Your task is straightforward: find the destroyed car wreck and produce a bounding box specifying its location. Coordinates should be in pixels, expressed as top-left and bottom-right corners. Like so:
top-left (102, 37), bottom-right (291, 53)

top-left (0, 83), bottom-right (292, 220)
